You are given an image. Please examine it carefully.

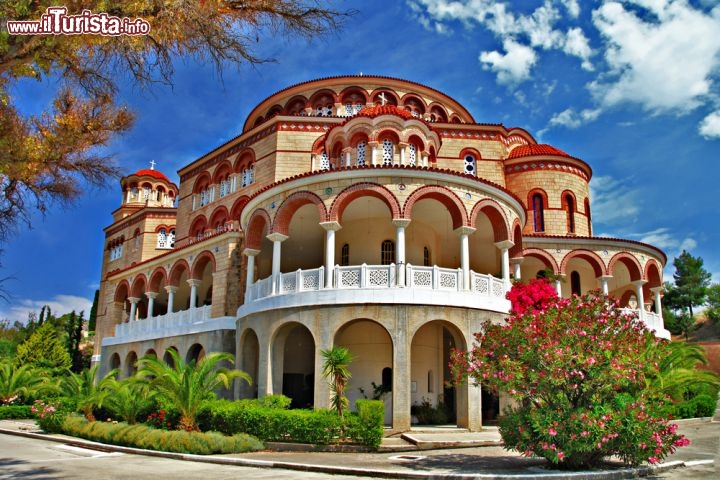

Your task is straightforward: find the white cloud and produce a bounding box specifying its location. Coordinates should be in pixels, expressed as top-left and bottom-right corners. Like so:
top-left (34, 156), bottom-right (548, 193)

top-left (699, 110), bottom-right (720, 139)
top-left (589, 175), bottom-right (640, 224)
top-left (563, 27), bottom-right (593, 70)
top-left (632, 227), bottom-right (697, 253)
top-left (0, 294), bottom-right (93, 323)
top-left (480, 39), bottom-right (537, 84)
top-left (560, 0), bottom-right (581, 18)
top-left (590, 0), bottom-right (720, 113)
top-left (549, 107), bottom-right (601, 128)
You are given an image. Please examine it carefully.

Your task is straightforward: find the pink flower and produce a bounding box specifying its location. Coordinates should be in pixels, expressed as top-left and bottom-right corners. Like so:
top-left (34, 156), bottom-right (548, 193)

top-left (557, 452), bottom-right (565, 461)
top-left (548, 427), bottom-right (557, 436)
top-left (648, 456), bottom-right (659, 464)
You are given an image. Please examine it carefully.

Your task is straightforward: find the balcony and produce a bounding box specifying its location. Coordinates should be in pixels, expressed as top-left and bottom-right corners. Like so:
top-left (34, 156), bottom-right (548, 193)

top-left (240, 263), bottom-right (511, 317)
top-left (103, 305), bottom-right (235, 346)
top-left (621, 308), bottom-right (670, 340)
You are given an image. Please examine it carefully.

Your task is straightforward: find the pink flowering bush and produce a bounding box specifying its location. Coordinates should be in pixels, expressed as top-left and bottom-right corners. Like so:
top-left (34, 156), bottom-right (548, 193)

top-left (451, 280), bottom-right (689, 469)
top-left (31, 399), bottom-right (68, 434)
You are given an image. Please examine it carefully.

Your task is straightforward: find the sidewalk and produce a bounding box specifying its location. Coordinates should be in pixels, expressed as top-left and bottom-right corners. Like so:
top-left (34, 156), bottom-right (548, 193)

top-left (0, 419), bottom-right (713, 479)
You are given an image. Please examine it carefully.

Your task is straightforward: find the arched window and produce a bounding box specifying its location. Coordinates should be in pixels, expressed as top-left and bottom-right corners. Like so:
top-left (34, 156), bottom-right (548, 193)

top-left (168, 229), bottom-right (175, 248)
top-left (564, 194), bottom-right (576, 234)
top-left (408, 144), bottom-right (417, 166)
top-left (381, 239), bottom-right (395, 265)
top-left (319, 151), bottom-right (330, 171)
top-left (341, 243), bottom-right (350, 266)
top-left (356, 141), bottom-right (366, 166)
top-left (532, 193), bottom-right (545, 232)
top-left (382, 139), bottom-right (393, 165)
top-left (571, 271), bottom-right (581, 296)
top-left (464, 154), bottom-right (476, 176)
top-left (584, 198), bottom-right (592, 235)
top-left (157, 228), bottom-right (167, 248)
top-left (423, 246), bottom-right (431, 266)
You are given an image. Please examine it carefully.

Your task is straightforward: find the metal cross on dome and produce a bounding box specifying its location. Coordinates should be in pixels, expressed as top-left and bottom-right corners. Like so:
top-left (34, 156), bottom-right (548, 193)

top-left (149, 160), bottom-right (156, 170)
top-left (379, 92), bottom-right (387, 106)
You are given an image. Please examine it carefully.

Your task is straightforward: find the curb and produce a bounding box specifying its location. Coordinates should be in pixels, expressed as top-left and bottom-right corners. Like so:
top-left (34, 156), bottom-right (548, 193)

top-left (0, 425), bottom-right (699, 479)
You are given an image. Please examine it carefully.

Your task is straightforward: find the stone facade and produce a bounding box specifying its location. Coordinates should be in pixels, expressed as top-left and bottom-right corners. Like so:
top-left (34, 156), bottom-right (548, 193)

top-left (94, 76), bottom-right (670, 432)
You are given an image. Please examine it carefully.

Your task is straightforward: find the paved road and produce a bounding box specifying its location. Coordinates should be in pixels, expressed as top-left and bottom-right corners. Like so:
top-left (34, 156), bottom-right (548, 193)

top-left (0, 433), bottom-right (364, 480)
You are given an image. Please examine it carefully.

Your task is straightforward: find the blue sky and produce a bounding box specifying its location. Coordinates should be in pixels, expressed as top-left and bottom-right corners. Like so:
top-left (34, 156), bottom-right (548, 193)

top-left (2, 0), bottom-right (719, 322)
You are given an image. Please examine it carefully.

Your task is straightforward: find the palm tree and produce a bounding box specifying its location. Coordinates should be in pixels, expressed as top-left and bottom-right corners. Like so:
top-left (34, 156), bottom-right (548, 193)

top-left (646, 341), bottom-right (720, 401)
top-left (0, 361), bottom-right (59, 405)
top-left (61, 364), bottom-right (118, 421)
top-left (321, 346), bottom-right (354, 418)
top-left (136, 349), bottom-right (251, 431)
top-left (104, 377), bottom-right (156, 424)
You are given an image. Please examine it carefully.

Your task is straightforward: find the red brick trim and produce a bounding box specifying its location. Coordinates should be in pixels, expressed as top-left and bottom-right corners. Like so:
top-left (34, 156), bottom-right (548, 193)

top-left (148, 267), bottom-right (168, 293)
top-left (169, 259), bottom-right (191, 286)
top-left (130, 274), bottom-right (147, 298)
top-left (209, 206), bottom-right (230, 228)
top-left (230, 196), bottom-right (250, 220)
top-left (191, 251), bottom-right (216, 280)
top-left (560, 249), bottom-right (605, 278)
top-left (245, 208), bottom-right (272, 250)
top-left (470, 198), bottom-right (510, 242)
top-left (272, 191), bottom-right (328, 235)
top-left (644, 259), bottom-right (663, 287)
top-left (522, 248), bottom-right (559, 274)
top-left (608, 252), bottom-right (643, 281)
top-left (404, 185), bottom-right (468, 230)
top-left (114, 280), bottom-right (130, 302)
top-left (510, 221), bottom-right (523, 258)
top-left (329, 183), bottom-right (401, 223)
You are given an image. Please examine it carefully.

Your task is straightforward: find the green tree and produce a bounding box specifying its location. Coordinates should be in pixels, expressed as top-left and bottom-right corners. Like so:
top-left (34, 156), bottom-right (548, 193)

top-left (646, 341), bottom-right (720, 401)
top-left (0, 1), bottom-right (349, 244)
top-left (60, 364), bottom-right (118, 421)
top-left (105, 377), bottom-right (156, 425)
top-left (321, 346), bottom-right (354, 418)
top-left (667, 251), bottom-right (712, 320)
top-left (14, 322), bottom-right (71, 372)
top-left (137, 349), bottom-right (250, 431)
top-left (88, 290), bottom-right (99, 332)
top-left (0, 361), bottom-right (59, 404)
top-left (705, 284), bottom-right (720, 324)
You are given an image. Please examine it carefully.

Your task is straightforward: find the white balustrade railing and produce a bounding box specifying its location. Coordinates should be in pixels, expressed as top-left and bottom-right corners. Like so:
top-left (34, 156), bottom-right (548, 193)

top-left (114, 304), bottom-right (212, 337)
top-left (620, 308), bottom-right (667, 336)
top-left (248, 263), bottom-right (507, 301)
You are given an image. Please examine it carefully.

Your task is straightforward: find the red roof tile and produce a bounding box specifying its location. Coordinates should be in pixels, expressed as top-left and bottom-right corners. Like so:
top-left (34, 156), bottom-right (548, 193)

top-left (508, 144), bottom-right (573, 160)
top-left (133, 169), bottom-right (170, 182)
top-left (356, 105), bottom-right (416, 120)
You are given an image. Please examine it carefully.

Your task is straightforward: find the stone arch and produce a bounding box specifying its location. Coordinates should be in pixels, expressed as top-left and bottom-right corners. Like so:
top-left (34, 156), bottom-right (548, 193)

top-left (339, 86), bottom-right (369, 105)
top-left (644, 259), bottom-right (663, 287)
top-left (272, 191), bottom-right (328, 236)
top-left (238, 328), bottom-right (260, 399)
top-left (191, 251), bottom-right (216, 280)
top-left (404, 185), bottom-right (468, 230)
top-left (370, 88), bottom-right (399, 106)
top-left (230, 195), bottom-right (250, 221)
top-left (510, 221), bottom-right (523, 258)
top-left (522, 248), bottom-right (559, 274)
top-left (234, 149), bottom-right (256, 172)
top-left (163, 346), bottom-right (178, 367)
top-left (271, 322), bottom-right (317, 409)
top-left (108, 352), bottom-right (121, 372)
top-left (376, 129), bottom-right (401, 144)
top-left (168, 259), bottom-right (190, 286)
top-left (192, 172), bottom-right (212, 194)
top-left (148, 268), bottom-right (167, 292)
top-left (470, 199), bottom-right (510, 242)
top-left (428, 103), bottom-right (448, 122)
top-left (212, 161), bottom-right (233, 184)
top-left (244, 208), bottom-right (272, 250)
top-left (124, 351), bottom-right (138, 378)
top-left (186, 343), bottom-right (206, 364)
top-left (560, 250), bottom-right (606, 278)
top-left (144, 348), bottom-right (157, 359)
top-left (311, 135), bottom-right (327, 155)
top-left (608, 252), bottom-right (643, 281)
top-left (284, 95), bottom-right (309, 115)
top-left (329, 183), bottom-right (402, 223)
top-left (209, 206), bottom-right (230, 230)
top-left (130, 274), bottom-right (147, 298)
top-left (114, 280), bottom-right (130, 303)
top-left (189, 215), bottom-right (208, 237)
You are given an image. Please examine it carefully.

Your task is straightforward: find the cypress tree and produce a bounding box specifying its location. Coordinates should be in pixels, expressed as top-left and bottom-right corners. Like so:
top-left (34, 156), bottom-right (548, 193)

top-left (15, 322), bottom-right (71, 372)
top-left (88, 290), bottom-right (99, 332)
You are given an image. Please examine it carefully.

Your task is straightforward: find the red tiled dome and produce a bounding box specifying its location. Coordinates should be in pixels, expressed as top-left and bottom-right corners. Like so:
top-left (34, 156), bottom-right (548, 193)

top-left (356, 105), bottom-right (416, 120)
top-left (132, 169), bottom-right (170, 182)
top-left (508, 144), bottom-right (572, 160)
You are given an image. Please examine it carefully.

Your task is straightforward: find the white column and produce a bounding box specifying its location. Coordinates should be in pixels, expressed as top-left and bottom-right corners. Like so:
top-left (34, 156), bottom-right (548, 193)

top-left (555, 277), bottom-right (563, 297)
top-left (399, 143), bottom-right (407, 166)
top-left (243, 248), bottom-right (260, 302)
top-left (370, 142), bottom-right (378, 166)
top-left (267, 232), bottom-right (288, 295)
top-left (165, 286), bottom-right (177, 314)
top-left (128, 297), bottom-right (140, 322)
top-left (494, 240), bottom-right (514, 289)
top-left (393, 219), bottom-right (411, 287)
top-left (650, 286), bottom-right (663, 314)
top-left (311, 154), bottom-right (317, 171)
top-left (632, 280), bottom-right (647, 322)
top-left (145, 292), bottom-right (157, 319)
top-left (454, 227), bottom-right (476, 290)
top-left (187, 279), bottom-right (201, 309)
top-left (511, 257), bottom-right (523, 281)
top-left (319, 221), bottom-right (342, 288)
top-left (598, 275), bottom-right (612, 296)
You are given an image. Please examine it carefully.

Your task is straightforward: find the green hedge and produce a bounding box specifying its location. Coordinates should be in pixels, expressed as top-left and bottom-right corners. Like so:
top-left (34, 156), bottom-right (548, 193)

top-left (197, 398), bottom-right (384, 448)
top-left (673, 394), bottom-right (717, 419)
top-left (0, 405), bottom-right (32, 419)
top-left (62, 416), bottom-right (263, 454)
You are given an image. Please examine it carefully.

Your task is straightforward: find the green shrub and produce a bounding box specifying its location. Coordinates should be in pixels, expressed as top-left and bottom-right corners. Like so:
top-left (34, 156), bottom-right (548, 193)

top-left (197, 398), bottom-right (384, 447)
top-left (411, 398), bottom-right (449, 425)
top-left (31, 399), bottom-right (72, 433)
top-left (674, 394), bottom-right (717, 419)
top-left (62, 416), bottom-right (263, 454)
top-left (0, 405), bottom-right (32, 419)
